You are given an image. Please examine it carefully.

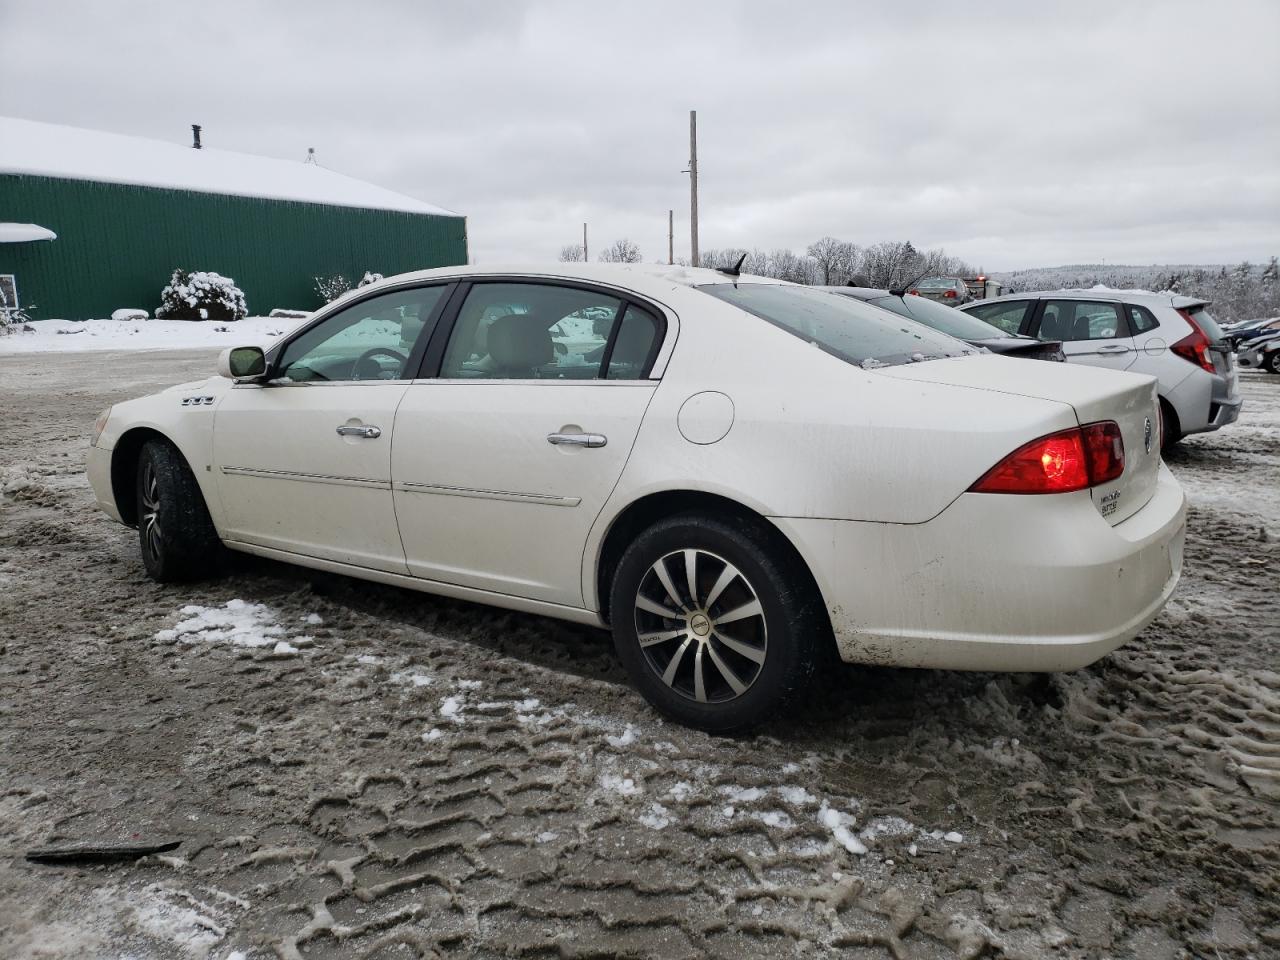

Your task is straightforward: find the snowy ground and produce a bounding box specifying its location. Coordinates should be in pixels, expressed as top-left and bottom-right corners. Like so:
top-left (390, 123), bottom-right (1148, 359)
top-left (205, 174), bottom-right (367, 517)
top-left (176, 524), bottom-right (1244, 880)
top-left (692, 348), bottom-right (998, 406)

top-left (0, 350), bottom-right (1276, 959)
top-left (0, 316), bottom-right (303, 354)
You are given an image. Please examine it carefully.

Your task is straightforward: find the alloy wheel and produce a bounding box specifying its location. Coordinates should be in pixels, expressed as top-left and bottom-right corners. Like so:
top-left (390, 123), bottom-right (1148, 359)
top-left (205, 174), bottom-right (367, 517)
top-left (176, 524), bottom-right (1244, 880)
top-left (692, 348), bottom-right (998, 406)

top-left (633, 549), bottom-right (768, 703)
top-left (140, 461), bottom-right (163, 562)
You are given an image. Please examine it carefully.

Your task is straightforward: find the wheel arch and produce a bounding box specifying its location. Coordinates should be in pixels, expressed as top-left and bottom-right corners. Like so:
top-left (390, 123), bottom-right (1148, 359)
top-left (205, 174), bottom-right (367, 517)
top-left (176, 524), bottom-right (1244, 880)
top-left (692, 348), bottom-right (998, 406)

top-left (110, 427), bottom-right (189, 527)
top-left (591, 489), bottom-right (832, 637)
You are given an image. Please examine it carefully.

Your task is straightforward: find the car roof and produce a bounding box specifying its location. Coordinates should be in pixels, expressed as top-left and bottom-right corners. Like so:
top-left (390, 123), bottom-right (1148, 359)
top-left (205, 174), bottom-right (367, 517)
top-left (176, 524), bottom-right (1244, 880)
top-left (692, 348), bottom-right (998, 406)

top-left (355, 262), bottom-right (790, 302)
top-left (964, 288), bottom-right (1209, 310)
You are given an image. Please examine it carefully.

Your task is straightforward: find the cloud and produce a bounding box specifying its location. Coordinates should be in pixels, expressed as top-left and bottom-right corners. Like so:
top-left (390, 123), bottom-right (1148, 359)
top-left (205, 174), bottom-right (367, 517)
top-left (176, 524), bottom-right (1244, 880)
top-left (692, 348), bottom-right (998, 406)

top-left (1, 0), bottom-right (1277, 268)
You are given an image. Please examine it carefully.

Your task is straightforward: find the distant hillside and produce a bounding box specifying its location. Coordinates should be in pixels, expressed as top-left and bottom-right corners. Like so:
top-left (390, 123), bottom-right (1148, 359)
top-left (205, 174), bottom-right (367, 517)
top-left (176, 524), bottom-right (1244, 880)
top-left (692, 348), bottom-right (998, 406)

top-left (990, 260), bottom-right (1278, 322)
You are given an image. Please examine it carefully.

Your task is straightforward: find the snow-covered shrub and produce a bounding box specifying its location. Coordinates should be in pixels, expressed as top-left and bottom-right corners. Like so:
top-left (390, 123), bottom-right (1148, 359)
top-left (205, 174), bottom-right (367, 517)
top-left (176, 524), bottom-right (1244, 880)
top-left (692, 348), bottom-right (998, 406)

top-left (358, 271), bottom-right (384, 288)
top-left (155, 269), bottom-right (247, 322)
top-left (314, 274), bottom-right (351, 303)
top-left (111, 308), bottom-right (149, 321)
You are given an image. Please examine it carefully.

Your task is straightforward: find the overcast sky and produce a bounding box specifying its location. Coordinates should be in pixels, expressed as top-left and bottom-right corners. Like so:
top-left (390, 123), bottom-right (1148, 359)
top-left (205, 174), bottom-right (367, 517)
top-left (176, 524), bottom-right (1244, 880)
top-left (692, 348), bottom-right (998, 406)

top-left (2, 0), bottom-right (1277, 270)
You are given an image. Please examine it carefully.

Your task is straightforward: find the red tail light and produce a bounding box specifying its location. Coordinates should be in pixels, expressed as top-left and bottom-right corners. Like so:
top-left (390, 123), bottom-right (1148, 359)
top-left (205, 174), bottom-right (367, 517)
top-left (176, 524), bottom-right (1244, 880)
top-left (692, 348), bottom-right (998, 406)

top-left (908, 289), bottom-right (920, 296)
top-left (943, 289), bottom-right (957, 298)
top-left (1171, 308), bottom-right (1216, 373)
top-left (970, 422), bottom-right (1125, 494)
top-left (1080, 421), bottom-right (1125, 485)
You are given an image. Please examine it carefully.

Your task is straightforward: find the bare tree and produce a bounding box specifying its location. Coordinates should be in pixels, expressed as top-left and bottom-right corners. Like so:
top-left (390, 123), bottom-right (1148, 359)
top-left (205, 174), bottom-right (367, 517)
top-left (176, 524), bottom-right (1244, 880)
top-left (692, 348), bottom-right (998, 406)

top-left (806, 237), bottom-right (859, 285)
top-left (598, 238), bottom-right (642, 263)
top-left (559, 243), bottom-right (586, 262)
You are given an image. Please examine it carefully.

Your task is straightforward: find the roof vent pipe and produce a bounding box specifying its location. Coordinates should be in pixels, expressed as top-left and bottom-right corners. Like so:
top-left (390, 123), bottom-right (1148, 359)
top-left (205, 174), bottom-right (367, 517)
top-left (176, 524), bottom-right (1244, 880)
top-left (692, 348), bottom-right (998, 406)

top-left (191, 124), bottom-right (202, 149)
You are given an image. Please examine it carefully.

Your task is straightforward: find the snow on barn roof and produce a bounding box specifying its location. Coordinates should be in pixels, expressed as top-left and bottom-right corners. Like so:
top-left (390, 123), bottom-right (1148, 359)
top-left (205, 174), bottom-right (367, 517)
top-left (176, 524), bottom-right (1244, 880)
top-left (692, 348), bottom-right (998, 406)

top-left (0, 223), bottom-right (57, 242)
top-left (0, 116), bottom-right (460, 218)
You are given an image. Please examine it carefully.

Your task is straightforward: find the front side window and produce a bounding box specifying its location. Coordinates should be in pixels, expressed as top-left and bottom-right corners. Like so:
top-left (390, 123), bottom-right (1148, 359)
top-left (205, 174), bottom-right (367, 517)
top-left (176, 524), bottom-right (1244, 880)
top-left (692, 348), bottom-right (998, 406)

top-left (966, 300), bottom-right (1030, 335)
top-left (277, 286), bottom-right (447, 382)
top-left (440, 282), bottom-right (659, 380)
top-left (1039, 300), bottom-right (1122, 342)
top-left (700, 283), bottom-right (976, 368)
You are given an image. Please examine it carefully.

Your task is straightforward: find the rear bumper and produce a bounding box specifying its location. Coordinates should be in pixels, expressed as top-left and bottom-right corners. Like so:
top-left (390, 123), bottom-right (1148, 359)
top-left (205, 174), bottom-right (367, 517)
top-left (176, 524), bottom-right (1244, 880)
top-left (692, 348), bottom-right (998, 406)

top-left (771, 463), bottom-right (1187, 672)
top-left (1208, 397), bottom-right (1243, 428)
top-left (1167, 364), bottom-right (1241, 435)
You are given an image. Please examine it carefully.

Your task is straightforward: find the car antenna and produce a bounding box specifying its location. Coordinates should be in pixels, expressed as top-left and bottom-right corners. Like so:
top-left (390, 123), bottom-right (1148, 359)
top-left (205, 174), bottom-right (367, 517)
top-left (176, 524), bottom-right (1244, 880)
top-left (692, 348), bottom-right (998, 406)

top-left (888, 271), bottom-right (928, 298)
top-left (716, 253), bottom-right (748, 278)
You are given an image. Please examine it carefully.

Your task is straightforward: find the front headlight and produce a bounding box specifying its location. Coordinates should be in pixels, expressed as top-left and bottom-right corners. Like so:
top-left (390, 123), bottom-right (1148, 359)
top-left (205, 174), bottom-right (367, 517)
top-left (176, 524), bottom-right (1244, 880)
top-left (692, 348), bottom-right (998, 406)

top-left (91, 406), bottom-right (113, 447)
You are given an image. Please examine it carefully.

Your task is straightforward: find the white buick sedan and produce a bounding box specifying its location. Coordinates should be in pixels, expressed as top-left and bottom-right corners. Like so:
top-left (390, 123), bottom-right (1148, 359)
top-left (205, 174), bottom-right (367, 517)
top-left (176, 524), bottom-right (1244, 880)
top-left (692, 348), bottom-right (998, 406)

top-left (88, 264), bottom-right (1187, 730)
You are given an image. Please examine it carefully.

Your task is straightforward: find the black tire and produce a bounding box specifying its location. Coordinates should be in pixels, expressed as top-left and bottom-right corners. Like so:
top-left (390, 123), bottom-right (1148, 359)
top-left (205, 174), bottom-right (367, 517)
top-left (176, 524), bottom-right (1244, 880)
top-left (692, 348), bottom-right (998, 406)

top-left (609, 513), bottom-right (827, 732)
top-left (135, 439), bottom-right (226, 582)
top-left (1158, 398), bottom-right (1182, 452)
top-left (1265, 350), bottom-right (1280, 374)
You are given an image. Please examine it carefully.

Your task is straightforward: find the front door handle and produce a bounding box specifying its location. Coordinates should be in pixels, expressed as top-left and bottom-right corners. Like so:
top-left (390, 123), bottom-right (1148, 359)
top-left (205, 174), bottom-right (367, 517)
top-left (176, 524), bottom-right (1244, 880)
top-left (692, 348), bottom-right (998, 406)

top-left (547, 431), bottom-right (607, 448)
top-left (336, 424), bottom-right (382, 439)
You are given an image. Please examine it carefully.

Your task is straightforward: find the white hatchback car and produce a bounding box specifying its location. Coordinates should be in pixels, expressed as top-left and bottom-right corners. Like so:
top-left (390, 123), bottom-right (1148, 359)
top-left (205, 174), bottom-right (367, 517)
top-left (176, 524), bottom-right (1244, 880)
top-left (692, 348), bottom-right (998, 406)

top-left (89, 265), bottom-right (1187, 730)
top-left (962, 290), bottom-right (1242, 449)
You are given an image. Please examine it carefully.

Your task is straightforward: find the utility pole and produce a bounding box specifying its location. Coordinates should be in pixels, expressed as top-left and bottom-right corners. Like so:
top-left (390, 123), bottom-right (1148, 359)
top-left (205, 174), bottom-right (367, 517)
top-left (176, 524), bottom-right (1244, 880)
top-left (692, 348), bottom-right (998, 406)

top-left (688, 110), bottom-right (699, 267)
top-left (583, 222), bottom-right (589, 262)
top-left (668, 209), bottom-right (674, 265)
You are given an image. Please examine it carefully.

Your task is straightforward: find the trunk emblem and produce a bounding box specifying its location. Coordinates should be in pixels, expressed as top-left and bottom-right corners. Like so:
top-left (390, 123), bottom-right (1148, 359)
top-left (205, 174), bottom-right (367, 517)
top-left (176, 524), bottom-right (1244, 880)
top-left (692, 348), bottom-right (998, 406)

top-left (1143, 417), bottom-right (1153, 454)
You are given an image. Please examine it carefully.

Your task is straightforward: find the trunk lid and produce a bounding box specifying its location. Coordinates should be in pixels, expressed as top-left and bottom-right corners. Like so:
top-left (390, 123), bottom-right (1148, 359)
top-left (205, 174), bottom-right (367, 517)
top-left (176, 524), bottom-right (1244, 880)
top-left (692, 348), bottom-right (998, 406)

top-left (881, 355), bottom-right (1162, 525)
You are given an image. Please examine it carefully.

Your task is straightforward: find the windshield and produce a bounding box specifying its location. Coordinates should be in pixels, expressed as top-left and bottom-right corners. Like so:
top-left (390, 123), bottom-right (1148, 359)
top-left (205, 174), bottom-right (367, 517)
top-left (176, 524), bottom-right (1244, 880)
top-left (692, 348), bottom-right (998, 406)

top-left (868, 293), bottom-right (1012, 341)
top-left (699, 283), bottom-right (978, 367)
top-left (914, 277), bottom-right (960, 291)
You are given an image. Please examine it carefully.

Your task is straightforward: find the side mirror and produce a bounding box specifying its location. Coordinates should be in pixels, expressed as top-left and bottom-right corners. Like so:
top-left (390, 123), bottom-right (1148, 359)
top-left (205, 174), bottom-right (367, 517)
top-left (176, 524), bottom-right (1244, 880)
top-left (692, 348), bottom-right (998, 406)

top-left (217, 345), bottom-right (267, 381)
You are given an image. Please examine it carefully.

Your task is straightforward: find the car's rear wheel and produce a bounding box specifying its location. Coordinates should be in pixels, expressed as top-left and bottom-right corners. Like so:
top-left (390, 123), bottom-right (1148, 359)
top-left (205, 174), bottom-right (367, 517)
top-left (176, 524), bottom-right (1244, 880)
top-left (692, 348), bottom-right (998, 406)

top-left (136, 439), bottom-right (226, 582)
top-left (1265, 350), bottom-right (1280, 374)
top-left (609, 513), bottom-right (825, 731)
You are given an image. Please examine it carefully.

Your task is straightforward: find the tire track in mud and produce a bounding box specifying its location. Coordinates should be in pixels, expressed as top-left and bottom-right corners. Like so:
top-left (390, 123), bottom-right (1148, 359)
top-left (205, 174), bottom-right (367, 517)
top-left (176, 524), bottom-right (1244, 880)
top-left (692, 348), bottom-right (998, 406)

top-left (1, 353), bottom-right (1278, 959)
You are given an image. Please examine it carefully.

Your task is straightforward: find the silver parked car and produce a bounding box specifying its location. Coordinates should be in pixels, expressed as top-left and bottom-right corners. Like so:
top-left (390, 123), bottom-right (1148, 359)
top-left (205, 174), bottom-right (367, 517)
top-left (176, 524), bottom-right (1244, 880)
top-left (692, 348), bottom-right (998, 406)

top-left (1236, 329), bottom-right (1280, 374)
top-left (962, 291), bottom-right (1241, 449)
top-left (910, 276), bottom-right (971, 306)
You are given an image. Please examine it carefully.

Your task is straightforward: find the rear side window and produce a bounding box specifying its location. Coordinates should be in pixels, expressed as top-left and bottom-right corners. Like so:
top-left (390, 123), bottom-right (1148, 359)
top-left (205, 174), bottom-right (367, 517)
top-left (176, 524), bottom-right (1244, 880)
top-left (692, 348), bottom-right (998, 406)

top-left (605, 304), bottom-right (662, 380)
top-left (699, 283), bottom-right (976, 367)
top-left (439, 282), bottom-right (667, 380)
top-left (1038, 301), bottom-right (1123, 342)
top-left (966, 300), bottom-right (1030, 335)
top-left (1127, 304), bottom-right (1160, 334)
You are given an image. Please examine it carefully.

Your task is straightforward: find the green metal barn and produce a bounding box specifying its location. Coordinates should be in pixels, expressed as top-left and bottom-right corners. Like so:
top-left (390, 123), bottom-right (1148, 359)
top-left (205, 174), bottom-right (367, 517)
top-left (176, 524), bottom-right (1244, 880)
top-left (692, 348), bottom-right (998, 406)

top-left (0, 117), bottom-right (467, 320)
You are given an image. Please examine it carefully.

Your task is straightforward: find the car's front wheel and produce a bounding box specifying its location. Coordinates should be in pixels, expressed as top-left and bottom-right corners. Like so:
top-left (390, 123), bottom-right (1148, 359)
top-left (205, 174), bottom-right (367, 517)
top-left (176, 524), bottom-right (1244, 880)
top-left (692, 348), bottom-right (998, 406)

top-left (1265, 350), bottom-right (1280, 375)
top-left (136, 439), bottom-right (226, 582)
top-left (610, 513), bottom-right (827, 731)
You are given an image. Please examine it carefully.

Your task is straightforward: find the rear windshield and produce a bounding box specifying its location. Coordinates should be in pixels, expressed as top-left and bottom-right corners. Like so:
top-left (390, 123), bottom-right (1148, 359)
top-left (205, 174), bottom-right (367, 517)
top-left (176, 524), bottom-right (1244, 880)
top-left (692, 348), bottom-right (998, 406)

top-left (1186, 305), bottom-right (1225, 343)
top-left (868, 294), bottom-right (1011, 341)
top-left (914, 277), bottom-right (958, 291)
top-left (699, 283), bottom-right (977, 368)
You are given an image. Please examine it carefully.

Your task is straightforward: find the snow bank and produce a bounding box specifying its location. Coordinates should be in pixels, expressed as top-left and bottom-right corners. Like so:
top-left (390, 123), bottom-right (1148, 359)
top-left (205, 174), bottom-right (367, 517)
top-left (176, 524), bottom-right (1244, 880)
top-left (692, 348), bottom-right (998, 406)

top-left (1, 116), bottom-right (460, 218)
top-left (0, 315), bottom-right (298, 354)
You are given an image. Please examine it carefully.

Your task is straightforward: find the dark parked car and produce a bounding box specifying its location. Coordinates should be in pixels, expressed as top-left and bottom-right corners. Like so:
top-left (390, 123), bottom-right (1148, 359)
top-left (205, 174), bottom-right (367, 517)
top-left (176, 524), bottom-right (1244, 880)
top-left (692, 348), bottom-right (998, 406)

top-left (821, 287), bottom-right (1066, 361)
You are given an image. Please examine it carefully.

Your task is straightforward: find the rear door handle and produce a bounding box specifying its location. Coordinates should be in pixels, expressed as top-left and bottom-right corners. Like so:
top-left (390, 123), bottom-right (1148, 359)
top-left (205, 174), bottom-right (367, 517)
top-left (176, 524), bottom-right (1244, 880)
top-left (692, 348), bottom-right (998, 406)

top-left (1097, 344), bottom-right (1130, 353)
top-left (336, 424), bottom-right (382, 439)
top-left (547, 431), bottom-right (607, 448)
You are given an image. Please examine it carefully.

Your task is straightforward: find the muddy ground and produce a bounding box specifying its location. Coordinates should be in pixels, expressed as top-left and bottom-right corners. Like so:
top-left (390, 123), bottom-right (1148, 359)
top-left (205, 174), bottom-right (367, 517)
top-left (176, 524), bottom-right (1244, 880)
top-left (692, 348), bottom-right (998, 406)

top-left (0, 350), bottom-right (1276, 960)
